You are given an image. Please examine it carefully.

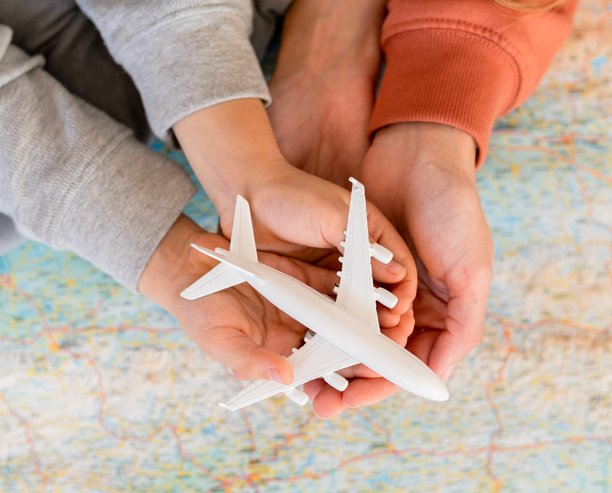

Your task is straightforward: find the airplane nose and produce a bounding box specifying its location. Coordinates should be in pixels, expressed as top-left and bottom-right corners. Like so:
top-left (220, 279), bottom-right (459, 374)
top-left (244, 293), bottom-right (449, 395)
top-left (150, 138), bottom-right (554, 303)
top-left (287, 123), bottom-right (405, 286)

top-left (419, 371), bottom-right (449, 402)
top-left (399, 360), bottom-right (450, 402)
top-left (428, 383), bottom-right (450, 402)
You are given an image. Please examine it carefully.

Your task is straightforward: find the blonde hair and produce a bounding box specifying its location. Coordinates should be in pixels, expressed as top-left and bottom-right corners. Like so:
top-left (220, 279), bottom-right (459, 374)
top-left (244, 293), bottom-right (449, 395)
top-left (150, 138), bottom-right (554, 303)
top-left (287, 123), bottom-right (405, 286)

top-left (493, 0), bottom-right (566, 11)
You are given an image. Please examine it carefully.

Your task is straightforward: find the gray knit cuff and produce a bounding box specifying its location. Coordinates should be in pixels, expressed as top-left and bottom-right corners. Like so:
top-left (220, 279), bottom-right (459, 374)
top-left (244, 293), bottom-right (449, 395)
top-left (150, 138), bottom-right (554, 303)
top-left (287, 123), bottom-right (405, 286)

top-left (108, 9), bottom-right (271, 143)
top-left (57, 135), bottom-right (196, 290)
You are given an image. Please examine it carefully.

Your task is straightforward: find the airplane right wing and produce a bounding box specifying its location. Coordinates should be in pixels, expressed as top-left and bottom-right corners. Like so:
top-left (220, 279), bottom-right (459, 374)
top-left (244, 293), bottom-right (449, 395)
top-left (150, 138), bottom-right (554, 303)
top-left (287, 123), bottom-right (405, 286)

top-left (219, 334), bottom-right (358, 411)
top-left (334, 178), bottom-right (380, 330)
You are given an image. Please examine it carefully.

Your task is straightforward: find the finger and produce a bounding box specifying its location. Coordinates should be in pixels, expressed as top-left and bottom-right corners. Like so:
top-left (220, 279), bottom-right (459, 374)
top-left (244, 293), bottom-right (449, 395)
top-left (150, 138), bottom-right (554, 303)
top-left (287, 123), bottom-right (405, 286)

top-left (399, 306), bottom-right (416, 338)
top-left (310, 386), bottom-right (348, 419)
top-left (303, 378), bottom-right (326, 400)
top-left (365, 203), bottom-right (418, 314)
top-left (381, 325), bottom-right (411, 349)
top-left (405, 328), bottom-right (440, 364)
top-left (423, 291), bottom-right (487, 381)
top-left (195, 326), bottom-right (294, 384)
top-left (380, 325), bottom-right (407, 346)
top-left (376, 284), bottom-right (416, 322)
top-left (377, 308), bottom-right (401, 329)
top-left (371, 257), bottom-right (408, 287)
top-left (342, 377), bottom-right (399, 408)
top-left (388, 280), bottom-right (415, 317)
top-left (259, 253), bottom-right (338, 295)
top-left (338, 363), bottom-right (380, 379)
top-left (314, 250), bottom-right (342, 272)
top-left (379, 308), bottom-right (415, 347)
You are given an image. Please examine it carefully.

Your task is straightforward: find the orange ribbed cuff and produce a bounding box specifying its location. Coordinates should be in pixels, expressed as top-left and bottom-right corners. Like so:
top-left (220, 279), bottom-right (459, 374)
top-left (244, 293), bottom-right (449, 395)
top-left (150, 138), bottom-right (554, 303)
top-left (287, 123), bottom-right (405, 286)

top-left (369, 28), bottom-right (520, 167)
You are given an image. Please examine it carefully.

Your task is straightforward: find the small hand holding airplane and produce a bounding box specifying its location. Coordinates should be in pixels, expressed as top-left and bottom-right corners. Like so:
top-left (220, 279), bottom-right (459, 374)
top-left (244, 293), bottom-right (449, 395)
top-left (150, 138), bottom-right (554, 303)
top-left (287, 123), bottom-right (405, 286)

top-left (181, 178), bottom-right (449, 411)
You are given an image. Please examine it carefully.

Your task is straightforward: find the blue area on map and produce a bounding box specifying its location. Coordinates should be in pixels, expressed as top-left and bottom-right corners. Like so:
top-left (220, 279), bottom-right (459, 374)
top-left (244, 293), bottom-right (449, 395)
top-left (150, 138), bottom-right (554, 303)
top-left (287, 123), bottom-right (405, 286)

top-left (591, 54), bottom-right (607, 78)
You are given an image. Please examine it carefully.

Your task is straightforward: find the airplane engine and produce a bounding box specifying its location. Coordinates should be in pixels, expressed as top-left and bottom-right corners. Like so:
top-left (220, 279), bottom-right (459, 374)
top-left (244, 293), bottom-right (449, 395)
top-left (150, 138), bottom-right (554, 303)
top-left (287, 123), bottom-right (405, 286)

top-left (323, 372), bottom-right (349, 392)
top-left (374, 287), bottom-right (398, 309)
top-left (283, 387), bottom-right (309, 406)
top-left (369, 243), bottom-right (393, 264)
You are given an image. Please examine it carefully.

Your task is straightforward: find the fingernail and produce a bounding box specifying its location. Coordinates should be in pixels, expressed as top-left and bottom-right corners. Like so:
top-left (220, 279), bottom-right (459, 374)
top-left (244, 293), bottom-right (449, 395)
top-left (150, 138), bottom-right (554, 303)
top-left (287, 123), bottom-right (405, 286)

top-left (386, 261), bottom-right (405, 275)
top-left (267, 368), bottom-right (284, 384)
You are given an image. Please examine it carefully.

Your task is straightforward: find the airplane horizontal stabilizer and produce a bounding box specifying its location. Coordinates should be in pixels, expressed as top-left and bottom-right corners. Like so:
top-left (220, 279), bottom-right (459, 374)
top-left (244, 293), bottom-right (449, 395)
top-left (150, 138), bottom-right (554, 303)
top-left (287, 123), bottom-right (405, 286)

top-left (180, 263), bottom-right (245, 300)
top-left (231, 196), bottom-right (258, 262)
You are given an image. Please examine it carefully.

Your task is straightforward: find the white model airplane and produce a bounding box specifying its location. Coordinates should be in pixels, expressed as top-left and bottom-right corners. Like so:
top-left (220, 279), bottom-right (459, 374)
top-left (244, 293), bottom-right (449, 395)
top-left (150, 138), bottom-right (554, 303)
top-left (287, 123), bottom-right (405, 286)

top-left (181, 178), bottom-right (449, 411)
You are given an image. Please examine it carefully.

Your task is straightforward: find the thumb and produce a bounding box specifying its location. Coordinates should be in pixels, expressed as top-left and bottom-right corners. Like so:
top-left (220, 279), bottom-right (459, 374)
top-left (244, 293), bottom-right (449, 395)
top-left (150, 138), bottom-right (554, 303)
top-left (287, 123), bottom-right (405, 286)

top-left (427, 288), bottom-right (488, 381)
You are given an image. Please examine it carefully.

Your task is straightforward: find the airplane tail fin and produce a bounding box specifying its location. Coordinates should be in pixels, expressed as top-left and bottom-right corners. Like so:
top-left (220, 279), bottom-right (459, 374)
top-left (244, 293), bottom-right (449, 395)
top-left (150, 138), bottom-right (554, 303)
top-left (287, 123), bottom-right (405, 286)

top-left (229, 195), bottom-right (258, 262)
top-left (180, 195), bottom-right (258, 301)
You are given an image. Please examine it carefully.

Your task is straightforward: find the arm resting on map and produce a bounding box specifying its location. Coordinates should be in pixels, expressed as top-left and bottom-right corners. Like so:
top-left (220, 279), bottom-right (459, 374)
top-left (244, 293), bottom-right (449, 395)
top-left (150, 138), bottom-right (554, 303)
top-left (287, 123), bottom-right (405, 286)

top-left (0, 26), bottom-right (195, 290)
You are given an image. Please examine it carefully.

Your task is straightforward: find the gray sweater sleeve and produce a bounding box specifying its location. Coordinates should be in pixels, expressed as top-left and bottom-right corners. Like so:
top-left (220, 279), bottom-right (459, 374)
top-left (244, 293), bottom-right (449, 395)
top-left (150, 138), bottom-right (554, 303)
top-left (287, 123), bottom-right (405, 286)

top-left (0, 26), bottom-right (196, 290)
top-left (76, 0), bottom-right (271, 143)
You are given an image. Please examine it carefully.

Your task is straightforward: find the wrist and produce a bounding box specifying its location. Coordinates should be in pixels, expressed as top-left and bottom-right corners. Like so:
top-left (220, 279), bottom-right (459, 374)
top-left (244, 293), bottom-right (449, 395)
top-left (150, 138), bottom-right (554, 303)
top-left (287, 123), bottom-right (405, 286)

top-left (138, 214), bottom-right (226, 314)
top-left (173, 99), bottom-right (289, 212)
top-left (371, 123), bottom-right (478, 178)
top-left (361, 123), bottom-right (478, 228)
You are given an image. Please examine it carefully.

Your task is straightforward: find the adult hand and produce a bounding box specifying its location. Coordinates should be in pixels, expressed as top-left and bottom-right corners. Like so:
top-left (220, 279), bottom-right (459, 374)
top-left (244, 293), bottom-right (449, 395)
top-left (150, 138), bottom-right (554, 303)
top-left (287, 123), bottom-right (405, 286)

top-left (267, 0), bottom-right (386, 186)
top-left (361, 123), bottom-right (494, 382)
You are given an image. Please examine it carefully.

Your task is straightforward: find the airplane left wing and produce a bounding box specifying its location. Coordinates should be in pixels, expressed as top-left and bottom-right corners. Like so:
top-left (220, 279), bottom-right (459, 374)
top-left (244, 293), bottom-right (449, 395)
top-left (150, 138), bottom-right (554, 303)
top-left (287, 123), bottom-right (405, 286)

top-left (219, 334), bottom-right (358, 411)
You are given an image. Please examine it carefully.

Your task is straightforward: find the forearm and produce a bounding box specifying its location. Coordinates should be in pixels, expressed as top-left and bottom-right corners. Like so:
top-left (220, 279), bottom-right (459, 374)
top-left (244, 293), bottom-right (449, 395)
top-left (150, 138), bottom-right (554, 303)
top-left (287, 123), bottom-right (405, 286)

top-left (265, 0), bottom-right (387, 184)
top-left (274, 0), bottom-right (386, 78)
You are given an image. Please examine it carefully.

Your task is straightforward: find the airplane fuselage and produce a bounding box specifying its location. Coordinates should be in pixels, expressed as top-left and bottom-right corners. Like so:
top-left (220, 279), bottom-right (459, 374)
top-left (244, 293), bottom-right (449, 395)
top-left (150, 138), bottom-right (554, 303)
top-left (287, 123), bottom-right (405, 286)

top-left (232, 255), bottom-right (449, 402)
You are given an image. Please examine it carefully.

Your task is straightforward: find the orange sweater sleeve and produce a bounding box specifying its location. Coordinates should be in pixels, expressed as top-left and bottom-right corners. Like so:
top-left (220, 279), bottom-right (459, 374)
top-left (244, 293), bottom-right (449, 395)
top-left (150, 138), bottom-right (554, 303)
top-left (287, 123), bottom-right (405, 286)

top-left (369, 0), bottom-right (579, 166)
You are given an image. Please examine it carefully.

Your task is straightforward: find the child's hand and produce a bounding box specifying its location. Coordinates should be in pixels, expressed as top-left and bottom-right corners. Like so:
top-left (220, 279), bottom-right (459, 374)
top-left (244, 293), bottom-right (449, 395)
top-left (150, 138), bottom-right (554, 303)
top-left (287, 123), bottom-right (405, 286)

top-left (139, 215), bottom-right (335, 384)
top-left (361, 123), bottom-right (494, 382)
